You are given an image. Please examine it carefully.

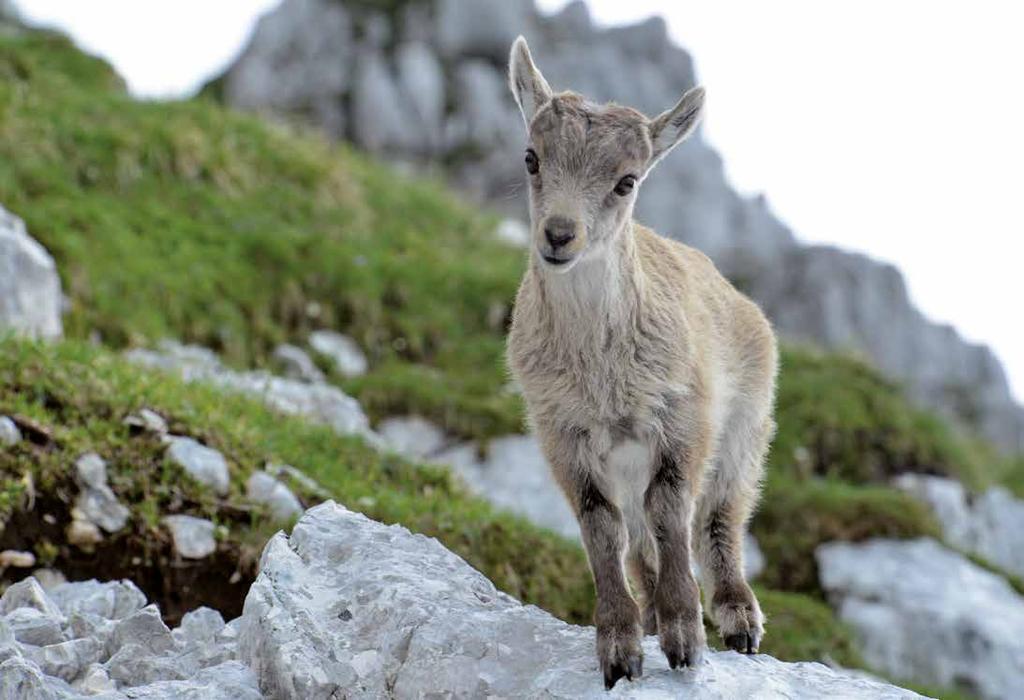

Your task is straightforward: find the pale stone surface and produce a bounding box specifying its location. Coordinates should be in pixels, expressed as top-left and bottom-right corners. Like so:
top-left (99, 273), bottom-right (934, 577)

top-left (0, 204), bottom-right (63, 339)
top-left (166, 437), bottom-right (231, 496)
top-left (127, 341), bottom-right (377, 445)
top-left (238, 501), bottom-right (920, 698)
top-left (161, 515), bottom-right (217, 559)
top-left (378, 415), bottom-right (447, 460)
top-left (817, 537), bottom-right (1024, 700)
top-left (0, 550), bottom-right (35, 570)
top-left (246, 471), bottom-right (303, 521)
top-left (0, 579), bottom-right (257, 698)
top-left (308, 330), bottom-right (368, 378)
top-left (0, 416), bottom-right (20, 446)
top-left (894, 473), bottom-right (1024, 578)
top-left (73, 453), bottom-right (129, 533)
top-left (271, 343), bottom-right (324, 383)
top-left (123, 408), bottom-right (169, 435)
top-left (494, 217), bottom-right (530, 247)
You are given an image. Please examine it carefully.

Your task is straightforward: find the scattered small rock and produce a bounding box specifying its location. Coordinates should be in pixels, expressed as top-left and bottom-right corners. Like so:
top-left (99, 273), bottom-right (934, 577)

top-left (166, 436), bottom-right (231, 496)
top-left (162, 515), bottom-right (217, 559)
top-left (0, 416), bottom-right (20, 446)
top-left (271, 343), bottom-right (325, 383)
top-left (124, 408), bottom-right (169, 435)
top-left (0, 203), bottom-right (63, 339)
top-left (0, 577), bottom-right (62, 618)
top-left (265, 462), bottom-right (330, 500)
top-left (308, 330), bottom-right (368, 377)
top-left (0, 550), bottom-right (35, 570)
top-left (378, 415), bottom-right (447, 459)
top-left (73, 452), bottom-right (130, 533)
top-left (246, 471), bottom-right (304, 521)
top-left (66, 518), bottom-right (103, 548)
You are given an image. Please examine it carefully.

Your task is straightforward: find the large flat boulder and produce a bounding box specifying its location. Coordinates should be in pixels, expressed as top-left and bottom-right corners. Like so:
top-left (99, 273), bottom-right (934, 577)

top-left (239, 501), bottom-right (920, 698)
top-left (817, 537), bottom-right (1024, 700)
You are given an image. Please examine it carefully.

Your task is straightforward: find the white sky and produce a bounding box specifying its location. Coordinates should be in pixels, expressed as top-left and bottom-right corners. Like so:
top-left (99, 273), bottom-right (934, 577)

top-left (15, 0), bottom-right (1024, 401)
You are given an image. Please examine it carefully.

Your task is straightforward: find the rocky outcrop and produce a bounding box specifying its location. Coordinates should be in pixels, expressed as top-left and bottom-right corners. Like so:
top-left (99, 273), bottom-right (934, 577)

top-left (238, 501), bottom-right (919, 698)
top-left (0, 577), bottom-right (261, 699)
top-left (817, 537), bottom-right (1024, 699)
top-left (894, 474), bottom-right (1024, 578)
top-left (0, 204), bottom-right (63, 340)
top-left (125, 340), bottom-right (378, 445)
top-left (217, 0), bottom-right (1024, 452)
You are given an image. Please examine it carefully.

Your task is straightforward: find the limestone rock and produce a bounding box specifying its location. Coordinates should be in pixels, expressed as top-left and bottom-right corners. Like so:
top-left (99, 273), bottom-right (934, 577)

top-left (817, 537), bottom-right (1024, 699)
top-left (123, 408), bottom-right (169, 435)
top-left (308, 330), bottom-right (367, 378)
top-left (165, 437), bottom-right (230, 496)
top-left (47, 579), bottom-right (146, 621)
top-left (271, 343), bottom-right (324, 383)
top-left (378, 415), bottom-right (447, 460)
top-left (4, 607), bottom-right (65, 646)
top-left (73, 452), bottom-right (130, 533)
top-left (894, 473), bottom-right (1024, 578)
top-left (0, 550), bottom-right (35, 570)
top-left (0, 416), bottom-right (20, 446)
top-left (238, 502), bottom-right (920, 698)
top-left (22, 636), bottom-right (104, 682)
top-left (127, 341), bottom-right (377, 444)
top-left (0, 204), bottom-right (63, 339)
top-left (0, 578), bottom-right (62, 618)
top-left (161, 515), bottom-right (217, 559)
top-left (246, 471), bottom-right (303, 521)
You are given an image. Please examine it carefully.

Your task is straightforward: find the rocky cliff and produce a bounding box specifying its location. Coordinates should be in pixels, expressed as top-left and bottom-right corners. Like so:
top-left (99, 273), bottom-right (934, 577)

top-left (215, 0), bottom-right (1024, 452)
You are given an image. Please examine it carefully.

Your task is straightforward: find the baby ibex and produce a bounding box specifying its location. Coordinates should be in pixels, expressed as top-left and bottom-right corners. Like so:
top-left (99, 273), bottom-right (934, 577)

top-left (505, 37), bottom-right (778, 689)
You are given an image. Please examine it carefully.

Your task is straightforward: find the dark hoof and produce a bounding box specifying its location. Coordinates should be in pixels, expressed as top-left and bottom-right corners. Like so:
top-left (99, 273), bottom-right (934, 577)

top-left (665, 647), bottom-right (702, 670)
top-left (603, 654), bottom-right (643, 690)
top-left (724, 631), bottom-right (760, 654)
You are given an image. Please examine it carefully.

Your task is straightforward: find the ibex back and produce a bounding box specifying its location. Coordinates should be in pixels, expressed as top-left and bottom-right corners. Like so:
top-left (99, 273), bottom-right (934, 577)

top-left (505, 37), bottom-right (778, 690)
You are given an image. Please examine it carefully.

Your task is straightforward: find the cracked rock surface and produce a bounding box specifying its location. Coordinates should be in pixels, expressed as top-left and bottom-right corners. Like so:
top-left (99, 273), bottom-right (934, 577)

top-left (0, 577), bottom-right (260, 699)
top-left (238, 501), bottom-right (920, 699)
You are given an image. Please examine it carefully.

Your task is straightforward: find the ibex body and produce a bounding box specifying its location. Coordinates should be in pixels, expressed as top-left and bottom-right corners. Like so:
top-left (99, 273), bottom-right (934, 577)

top-left (505, 37), bottom-right (778, 689)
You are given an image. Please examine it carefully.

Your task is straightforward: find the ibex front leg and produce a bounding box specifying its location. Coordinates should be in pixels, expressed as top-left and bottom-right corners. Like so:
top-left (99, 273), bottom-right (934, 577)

top-left (645, 435), bottom-right (708, 669)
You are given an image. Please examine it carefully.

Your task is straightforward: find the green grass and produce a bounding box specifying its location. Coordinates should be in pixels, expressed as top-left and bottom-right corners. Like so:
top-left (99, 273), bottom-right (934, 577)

top-left (0, 29), bottom-right (524, 442)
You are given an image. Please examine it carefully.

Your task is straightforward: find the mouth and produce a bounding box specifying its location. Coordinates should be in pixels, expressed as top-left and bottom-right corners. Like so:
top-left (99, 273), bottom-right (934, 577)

top-left (542, 254), bottom-right (571, 266)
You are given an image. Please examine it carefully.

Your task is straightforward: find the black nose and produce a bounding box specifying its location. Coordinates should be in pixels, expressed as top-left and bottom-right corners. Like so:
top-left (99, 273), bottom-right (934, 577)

top-left (544, 217), bottom-right (576, 249)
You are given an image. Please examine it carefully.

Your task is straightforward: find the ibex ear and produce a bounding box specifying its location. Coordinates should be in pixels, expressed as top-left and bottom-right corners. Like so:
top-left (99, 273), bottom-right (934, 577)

top-left (648, 86), bottom-right (706, 167)
top-left (509, 36), bottom-right (552, 128)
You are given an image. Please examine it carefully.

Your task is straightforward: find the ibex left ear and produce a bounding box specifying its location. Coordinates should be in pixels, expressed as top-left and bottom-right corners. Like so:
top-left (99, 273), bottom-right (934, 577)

top-left (648, 86), bottom-right (706, 168)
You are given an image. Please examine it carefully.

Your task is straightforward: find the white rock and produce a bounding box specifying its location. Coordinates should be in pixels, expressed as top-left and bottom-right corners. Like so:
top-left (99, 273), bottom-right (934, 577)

top-left (0, 204), bottom-right (63, 339)
top-left (75, 663), bottom-right (116, 694)
top-left (74, 453), bottom-right (108, 491)
top-left (271, 343), bottom-right (325, 383)
top-left (72, 454), bottom-right (129, 534)
top-left (173, 607), bottom-right (225, 646)
top-left (378, 415), bottom-right (447, 459)
top-left (109, 605), bottom-right (175, 656)
top-left (119, 661), bottom-right (262, 700)
top-left (2, 608), bottom-right (65, 646)
top-left (31, 569), bottom-right (67, 591)
top-left (0, 550), bottom-right (35, 569)
top-left (265, 463), bottom-right (330, 499)
top-left (817, 537), bottom-right (1024, 700)
top-left (0, 416), bottom-right (20, 446)
top-left (66, 519), bottom-right (103, 547)
top-left (123, 408), bottom-right (169, 435)
top-left (494, 217), bottom-right (530, 248)
top-left (162, 515), bottom-right (217, 559)
top-left (239, 501), bottom-right (921, 698)
top-left (166, 437), bottom-right (230, 496)
top-left (308, 330), bottom-right (368, 378)
top-left (0, 578), bottom-right (62, 618)
top-left (894, 473), bottom-right (1024, 578)
top-left (22, 636), bottom-right (104, 682)
top-left (48, 579), bottom-right (146, 621)
top-left (128, 342), bottom-right (377, 444)
top-left (0, 656), bottom-right (61, 700)
top-left (246, 472), bottom-right (303, 522)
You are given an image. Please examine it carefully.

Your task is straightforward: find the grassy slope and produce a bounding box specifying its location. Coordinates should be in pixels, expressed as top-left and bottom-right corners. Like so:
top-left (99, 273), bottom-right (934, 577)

top-left (0, 27), bottom-right (1015, 694)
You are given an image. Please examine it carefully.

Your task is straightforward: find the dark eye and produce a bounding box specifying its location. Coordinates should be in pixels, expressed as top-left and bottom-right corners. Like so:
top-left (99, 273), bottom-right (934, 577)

top-left (613, 175), bottom-right (636, 196)
top-left (525, 149), bottom-right (540, 175)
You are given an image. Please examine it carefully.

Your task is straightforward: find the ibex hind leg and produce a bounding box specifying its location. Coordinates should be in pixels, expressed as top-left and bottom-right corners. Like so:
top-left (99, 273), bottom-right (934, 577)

top-left (695, 411), bottom-right (772, 654)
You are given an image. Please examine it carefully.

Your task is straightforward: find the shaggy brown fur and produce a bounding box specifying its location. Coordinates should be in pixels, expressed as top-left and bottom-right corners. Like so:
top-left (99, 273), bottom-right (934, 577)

top-left (505, 37), bottom-right (778, 690)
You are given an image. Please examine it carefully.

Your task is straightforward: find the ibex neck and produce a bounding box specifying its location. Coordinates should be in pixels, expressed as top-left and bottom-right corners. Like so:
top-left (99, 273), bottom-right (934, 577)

top-left (535, 222), bottom-right (643, 333)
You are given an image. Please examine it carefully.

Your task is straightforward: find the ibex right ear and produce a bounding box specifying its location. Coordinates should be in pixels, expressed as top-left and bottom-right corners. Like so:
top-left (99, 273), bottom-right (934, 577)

top-left (509, 36), bottom-right (552, 128)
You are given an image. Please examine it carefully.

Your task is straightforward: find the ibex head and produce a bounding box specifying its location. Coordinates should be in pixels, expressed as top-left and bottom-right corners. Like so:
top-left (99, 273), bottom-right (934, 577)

top-left (508, 36), bottom-right (705, 273)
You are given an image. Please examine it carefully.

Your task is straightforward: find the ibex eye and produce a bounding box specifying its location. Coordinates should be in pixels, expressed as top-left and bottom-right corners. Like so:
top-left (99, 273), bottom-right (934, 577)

top-left (525, 149), bottom-right (540, 175)
top-left (613, 175), bottom-right (636, 196)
